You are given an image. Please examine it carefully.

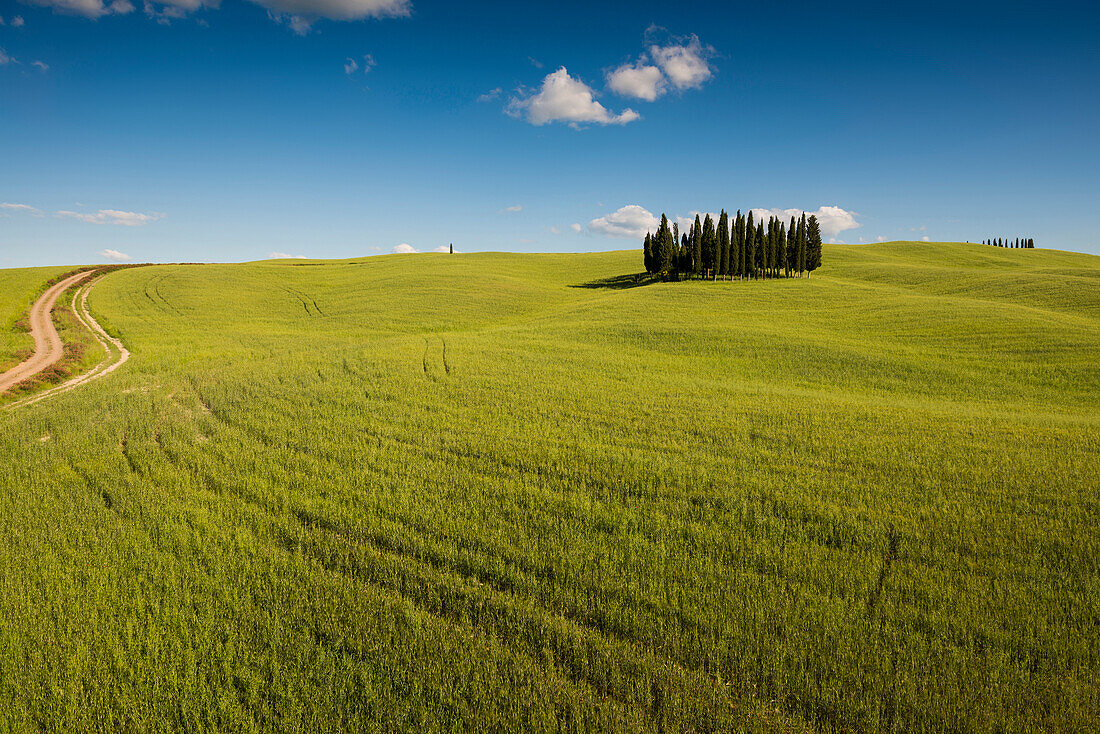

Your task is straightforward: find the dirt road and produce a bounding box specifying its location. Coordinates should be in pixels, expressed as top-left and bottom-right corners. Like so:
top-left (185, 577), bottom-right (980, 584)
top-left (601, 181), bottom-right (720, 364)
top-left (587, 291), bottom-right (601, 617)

top-left (0, 270), bottom-right (95, 395)
top-left (4, 274), bottom-right (132, 409)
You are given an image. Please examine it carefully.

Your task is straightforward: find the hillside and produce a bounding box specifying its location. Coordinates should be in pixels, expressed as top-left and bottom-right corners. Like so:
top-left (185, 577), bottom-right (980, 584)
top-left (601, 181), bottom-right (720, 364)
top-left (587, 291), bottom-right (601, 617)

top-left (1, 242), bottom-right (1097, 732)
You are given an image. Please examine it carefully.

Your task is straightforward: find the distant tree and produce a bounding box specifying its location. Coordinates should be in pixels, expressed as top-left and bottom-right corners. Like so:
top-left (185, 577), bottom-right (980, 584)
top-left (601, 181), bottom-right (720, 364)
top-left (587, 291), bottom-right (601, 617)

top-left (744, 211), bottom-right (755, 278)
top-left (755, 220), bottom-right (765, 276)
top-left (643, 232), bottom-right (653, 273)
top-left (729, 211), bottom-right (740, 279)
top-left (680, 233), bottom-right (692, 273)
top-left (700, 214), bottom-right (716, 277)
top-left (778, 222), bottom-right (789, 277)
top-left (717, 210), bottom-right (730, 277)
top-left (449, 243), bottom-right (453, 254)
top-left (673, 222), bottom-right (679, 248)
top-left (1028, 238), bottom-right (1035, 248)
top-left (692, 214), bottom-right (703, 277)
top-left (806, 214), bottom-right (823, 274)
top-left (796, 213), bottom-right (807, 276)
top-left (655, 214), bottom-right (676, 275)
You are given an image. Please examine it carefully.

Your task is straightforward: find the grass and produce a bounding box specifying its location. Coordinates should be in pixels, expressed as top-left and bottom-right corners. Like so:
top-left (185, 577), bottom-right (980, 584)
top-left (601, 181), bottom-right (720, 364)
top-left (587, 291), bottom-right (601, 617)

top-left (0, 242), bottom-right (1097, 732)
top-left (0, 266), bottom-right (77, 373)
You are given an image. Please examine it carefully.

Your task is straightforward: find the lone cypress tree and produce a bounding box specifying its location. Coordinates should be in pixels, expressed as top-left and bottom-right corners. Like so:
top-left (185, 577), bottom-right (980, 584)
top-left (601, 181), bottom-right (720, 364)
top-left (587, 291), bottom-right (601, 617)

top-left (717, 210), bottom-right (730, 278)
top-left (449, 243), bottom-right (453, 254)
top-left (806, 214), bottom-right (823, 274)
top-left (643, 232), bottom-right (653, 273)
top-left (732, 210), bottom-right (743, 279)
top-left (692, 214), bottom-right (703, 278)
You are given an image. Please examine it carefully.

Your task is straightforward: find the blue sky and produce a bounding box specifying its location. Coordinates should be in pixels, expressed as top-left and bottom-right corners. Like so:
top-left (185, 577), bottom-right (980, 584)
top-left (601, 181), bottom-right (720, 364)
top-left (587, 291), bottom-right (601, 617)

top-left (1, 0), bottom-right (1098, 266)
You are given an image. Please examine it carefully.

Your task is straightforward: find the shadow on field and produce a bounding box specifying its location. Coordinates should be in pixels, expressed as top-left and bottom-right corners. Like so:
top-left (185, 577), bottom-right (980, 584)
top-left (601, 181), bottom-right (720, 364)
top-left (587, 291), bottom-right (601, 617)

top-left (570, 273), bottom-right (659, 290)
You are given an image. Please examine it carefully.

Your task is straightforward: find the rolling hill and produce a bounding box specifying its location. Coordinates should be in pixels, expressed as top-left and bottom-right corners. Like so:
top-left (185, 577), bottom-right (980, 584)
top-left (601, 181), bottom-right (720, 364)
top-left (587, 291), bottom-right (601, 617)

top-left (1, 242), bottom-right (1097, 732)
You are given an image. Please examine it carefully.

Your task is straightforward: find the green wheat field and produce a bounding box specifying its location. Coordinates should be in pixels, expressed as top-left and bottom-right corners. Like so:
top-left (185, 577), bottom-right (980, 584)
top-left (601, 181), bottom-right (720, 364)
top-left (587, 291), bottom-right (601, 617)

top-left (1, 242), bottom-right (1097, 732)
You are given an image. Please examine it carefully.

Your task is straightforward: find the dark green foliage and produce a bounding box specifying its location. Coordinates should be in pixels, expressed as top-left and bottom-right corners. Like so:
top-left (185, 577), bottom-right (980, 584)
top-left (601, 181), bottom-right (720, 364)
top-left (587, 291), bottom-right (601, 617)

top-left (755, 220), bottom-right (765, 276)
top-left (748, 212), bottom-right (756, 281)
top-left (643, 233), bottom-right (654, 274)
top-left (806, 215), bottom-right (823, 274)
top-left (655, 215), bottom-right (676, 275)
top-left (702, 214), bottom-right (717, 276)
top-left (717, 211), bottom-right (730, 277)
top-left (692, 215), bottom-right (703, 276)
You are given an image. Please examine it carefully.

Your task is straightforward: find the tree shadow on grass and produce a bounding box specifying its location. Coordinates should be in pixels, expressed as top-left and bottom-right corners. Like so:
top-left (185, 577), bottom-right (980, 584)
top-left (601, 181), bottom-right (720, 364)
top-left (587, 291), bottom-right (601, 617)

top-left (570, 273), bottom-right (661, 290)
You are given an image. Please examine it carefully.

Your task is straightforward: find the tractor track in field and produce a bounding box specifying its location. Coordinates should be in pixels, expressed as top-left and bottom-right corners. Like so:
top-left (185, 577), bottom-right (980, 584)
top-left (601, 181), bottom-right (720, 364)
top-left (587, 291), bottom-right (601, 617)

top-left (2, 272), bottom-right (131, 409)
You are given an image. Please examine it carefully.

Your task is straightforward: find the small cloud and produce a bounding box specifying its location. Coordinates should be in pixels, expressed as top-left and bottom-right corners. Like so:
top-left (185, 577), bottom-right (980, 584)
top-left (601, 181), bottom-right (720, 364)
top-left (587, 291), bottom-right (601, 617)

top-left (259, 0), bottom-right (411, 34)
top-left (12, 15), bottom-right (26, 27)
top-left (648, 34), bottom-right (715, 91)
top-left (99, 249), bottom-right (131, 262)
top-left (32, 60), bottom-right (49, 72)
top-left (1, 202), bottom-right (43, 216)
top-left (876, 236), bottom-right (886, 242)
top-left (477, 87), bottom-right (502, 102)
top-left (344, 57), bottom-right (358, 74)
top-left (549, 226), bottom-right (561, 235)
top-left (268, 251), bottom-right (307, 259)
top-left (607, 61), bottom-right (665, 101)
top-left (588, 204), bottom-right (659, 239)
top-left (507, 67), bottom-right (640, 127)
top-left (922, 236), bottom-right (931, 242)
top-left (56, 208), bottom-right (164, 226)
top-left (29, 0), bottom-right (135, 19)
top-left (391, 243), bottom-right (418, 253)
top-left (0, 48), bottom-right (14, 66)
top-left (500, 204), bottom-right (522, 213)
top-left (431, 245), bottom-right (450, 253)
top-left (570, 222), bottom-right (582, 233)
top-left (528, 56), bottom-right (543, 69)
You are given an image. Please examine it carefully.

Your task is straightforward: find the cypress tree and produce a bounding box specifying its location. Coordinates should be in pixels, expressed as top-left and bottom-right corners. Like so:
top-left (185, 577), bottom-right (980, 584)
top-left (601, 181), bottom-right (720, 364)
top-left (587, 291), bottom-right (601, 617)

top-left (449, 243), bottom-right (453, 254)
top-left (717, 210), bottom-right (730, 277)
top-left (643, 232), bottom-right (653, 273)
top-left (755, 220), bottom-right (765, 276)
top-left (1028, 238), bottom-right (1035, 248)
top-left (788, 216), bottom-right (798, 276)
top-left (701, 214), bottom-right (716, 277)
top-left (656, 214), bottom-right (676, 275)
top-left (806, 214), bottom-right (823, 274)
top-left (778, 222), bottom-right (788, 276)
top-left (673, 222), bottom-right (679, 248)
top-left (800, 215), bottom-right (809, 278)
top-left (744, 211), bottom-right (755, 278)
top-left (729, 211), bottom-right (739, 279)
top-left (692, 215), bottom-right (703, 277)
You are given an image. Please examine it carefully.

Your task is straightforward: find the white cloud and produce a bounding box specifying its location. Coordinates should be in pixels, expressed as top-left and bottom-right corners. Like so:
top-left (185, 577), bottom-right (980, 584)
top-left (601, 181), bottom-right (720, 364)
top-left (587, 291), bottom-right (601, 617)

top-left (588, 205), bottom-right (659, 239)
top-left (56, 209), bottom-right (164, 226)
top-left (1, 202), bottom-right (43, 215)
top-left (250, 0), bottom-right (410, 34)
top-left (268, 251), bottom-right (307, 259)
top-left (570, 222), bottom-right (582, 233)
top-left (24, 0), bottom-right (135, 19)
top-left (606, 62), bottom-right (665, 101)
top-left (391, 243), bottom-right (417, 253)
top-left (477, 87), bottom-right (502, 102)
top-left (649, 35), bottom-right (714, 91)
top-left (32, 60), bottom-right (49, 72)
top-left (749, 206), bottom-right (860, 239)
top-left (431, 245), bottom-right (450, 253)
top-left (876, 236), bottom-right (886, 242)
top-left (501, 204), bottom-right (522, 213)
top-left (508, 67), bottom-right (640, 127)
top-left (12, 15), bottom-right (26, 26)
top-left (99, 249), bottom-right (131, 261)
top-left (143, 0), bottom-right (215, 22)
top-left (0, 48), bottom-right (13, 66)
top-left (922, 236), bottom-right (931, 242)
top-left (344, 57), bottom-right (358, 74)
